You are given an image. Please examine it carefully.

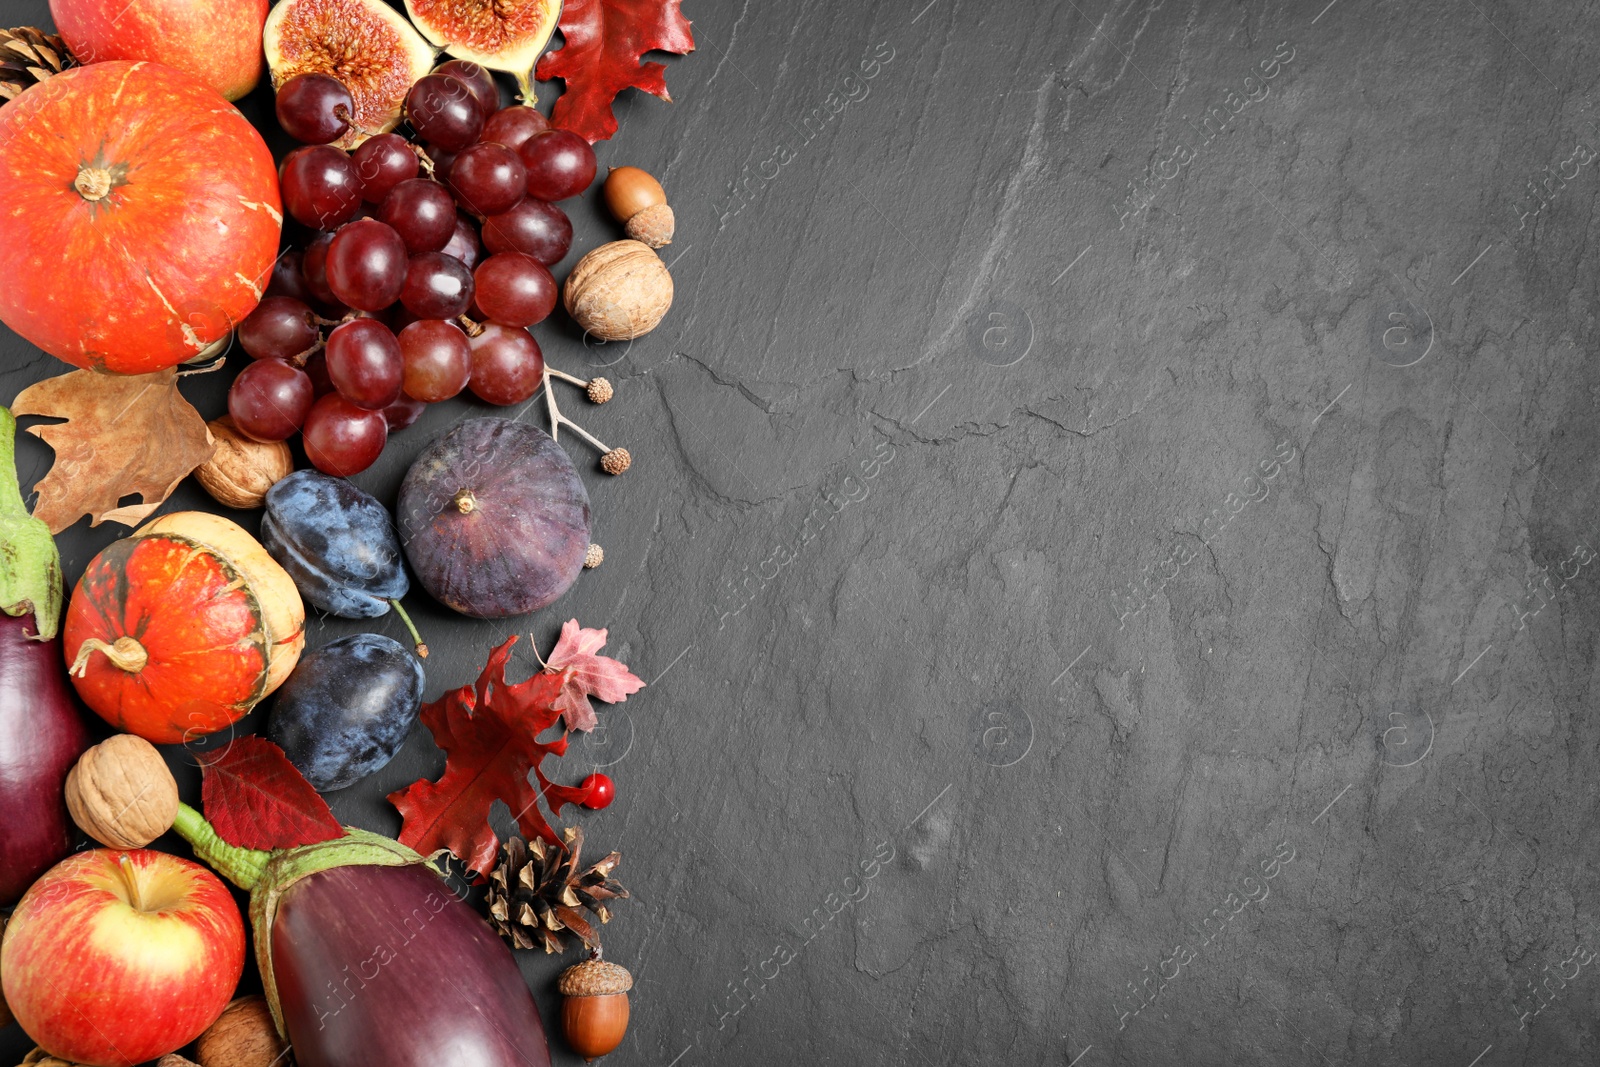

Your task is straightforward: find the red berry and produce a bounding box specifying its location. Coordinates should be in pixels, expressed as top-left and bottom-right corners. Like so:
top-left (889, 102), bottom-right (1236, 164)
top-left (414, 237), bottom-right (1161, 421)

top-left (579, 773), bottom-right (614, 810)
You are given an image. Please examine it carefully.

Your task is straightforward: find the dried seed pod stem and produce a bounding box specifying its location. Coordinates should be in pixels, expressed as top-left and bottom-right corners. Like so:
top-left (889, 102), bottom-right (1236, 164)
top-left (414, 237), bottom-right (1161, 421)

top-left (537, 362), bottom-right (630, 475)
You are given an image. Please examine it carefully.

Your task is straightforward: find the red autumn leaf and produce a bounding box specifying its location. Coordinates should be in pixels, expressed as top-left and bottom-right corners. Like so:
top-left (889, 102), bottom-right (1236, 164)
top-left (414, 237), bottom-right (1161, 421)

top-left (534, 0), bottom-right (695, 143)
top-left (545, 619), bottom-right (645, 732)
top-left (388, 635), bottom-right (593, 877)
top-left (197, 736), bottom-right (344, 851)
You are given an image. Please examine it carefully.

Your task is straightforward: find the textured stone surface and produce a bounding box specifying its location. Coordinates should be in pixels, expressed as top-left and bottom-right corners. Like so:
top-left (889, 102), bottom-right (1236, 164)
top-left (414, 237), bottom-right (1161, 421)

top-left (5, 0), bottom-right (1600, 1063)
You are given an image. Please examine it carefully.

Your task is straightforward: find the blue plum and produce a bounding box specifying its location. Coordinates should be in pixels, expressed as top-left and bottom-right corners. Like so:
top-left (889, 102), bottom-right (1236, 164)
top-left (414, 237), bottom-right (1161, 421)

top-left (262, 470), bottom-right (409, 617)
top-left (266, 633), bottom-right (425, 792)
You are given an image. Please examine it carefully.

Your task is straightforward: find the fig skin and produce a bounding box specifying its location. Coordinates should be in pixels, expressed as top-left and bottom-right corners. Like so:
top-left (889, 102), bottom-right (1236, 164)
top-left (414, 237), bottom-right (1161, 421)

top-left (398, 418), bottom-right (589, 619)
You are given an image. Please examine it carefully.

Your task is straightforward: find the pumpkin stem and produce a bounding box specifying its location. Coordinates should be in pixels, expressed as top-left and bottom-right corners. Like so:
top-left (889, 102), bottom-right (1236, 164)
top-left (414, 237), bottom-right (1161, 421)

top-left (172, 802), bottom-right (271, 891)
top-left (452, 488), bottom-right (478, 515)
top-left (69, 635), bottom-right (149, 676)
top-left (74, 165), bottom-right (113, 201)
top-left (0, 407), bottom-right (63, 641)
top-left (388, 599), bottom-right (428, 659)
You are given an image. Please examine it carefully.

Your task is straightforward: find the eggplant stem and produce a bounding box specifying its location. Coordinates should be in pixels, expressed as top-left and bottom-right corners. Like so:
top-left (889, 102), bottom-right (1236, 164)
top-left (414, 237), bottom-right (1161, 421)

top-left (172, 802), bottom-right (271, 891)
top-left (388, 599), bottom-right (428, 659)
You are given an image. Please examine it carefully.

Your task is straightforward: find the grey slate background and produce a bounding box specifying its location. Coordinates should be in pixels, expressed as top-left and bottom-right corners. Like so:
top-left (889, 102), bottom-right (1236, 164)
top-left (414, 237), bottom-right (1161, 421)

top-left (3, 0), bottom-right (1600, 1063)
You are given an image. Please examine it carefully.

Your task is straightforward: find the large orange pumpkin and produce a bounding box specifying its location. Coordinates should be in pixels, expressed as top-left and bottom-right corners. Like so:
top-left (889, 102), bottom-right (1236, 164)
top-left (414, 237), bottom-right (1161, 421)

top-left (0, 61), bottom-right (282, 374)
top-left (64, 512), bottom-right (305, 743)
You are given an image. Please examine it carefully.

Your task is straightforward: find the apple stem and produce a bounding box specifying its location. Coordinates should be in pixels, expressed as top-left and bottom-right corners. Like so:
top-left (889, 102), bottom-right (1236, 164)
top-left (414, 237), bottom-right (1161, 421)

top-left (116, 853), bottom-right (146, 912)
top-left (172, 802), bottom-right (271, 891)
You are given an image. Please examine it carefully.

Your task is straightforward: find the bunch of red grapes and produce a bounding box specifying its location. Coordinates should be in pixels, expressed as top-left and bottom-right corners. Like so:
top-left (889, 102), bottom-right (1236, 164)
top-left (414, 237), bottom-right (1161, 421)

top-left (229, 60), bottom-right (599, 476)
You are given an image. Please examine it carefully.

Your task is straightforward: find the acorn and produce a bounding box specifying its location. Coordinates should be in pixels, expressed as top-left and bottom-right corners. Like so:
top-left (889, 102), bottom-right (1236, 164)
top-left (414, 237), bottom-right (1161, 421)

top-left (602, 166), bottom-right (673, 248)
top-left (558, 958), bottom-right (632, 1061)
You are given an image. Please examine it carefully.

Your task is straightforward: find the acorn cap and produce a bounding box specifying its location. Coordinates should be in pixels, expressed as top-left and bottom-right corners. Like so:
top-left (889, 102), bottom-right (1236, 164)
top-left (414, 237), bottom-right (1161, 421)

top-left (559, 959), bottom-right (633, 997)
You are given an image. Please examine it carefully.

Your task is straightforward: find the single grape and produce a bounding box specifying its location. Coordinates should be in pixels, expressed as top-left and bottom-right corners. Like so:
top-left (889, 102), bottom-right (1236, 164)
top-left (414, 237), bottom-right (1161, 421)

top-left (441, 212), bottom-right (484, 269)
top-left (305, 349), bottom-right (335, 397)
top-left (281, 145), bottom-right (362, 229)
top-left (300, 233), bottom-right (340, 306)
top-left (302, 394), bottom-right (388, 476)
top-left (378, 179), bottom-right (457, 254)
top-left (383, 394), bottom-right (428, 431)
top-left (353, 133), bottom-right (420, 203)
top-left (406, 74), bottom-right (484, 150)
top-left (518, 129), bottom-right (596, 202)
top-left (229, 359), bottom-right (315, 442)
top-left (473, 252), bottom-right (556, 327)
top-left (479, 105), bottom-right (549, 152)
top-left (401, 252), bottom-right (474, 320)
top-left (276, 73), bottom-right (354, 145)
top-left (447, 142), bottom-right (525, 216)
top-left (482, 198), bottom-right (571, 264)
top-left (425, 143), bottom-right (459, 181)
top-left (325, 318), bottom-right (403, 409)
top-left (468, 323), bottom-right (544, 405)
top-left (266, 249), bottom-right (315, 304)
top-left (398, 319), bottom-right (472, 402)
top-left (433, 59), bottom-right (498, 119)
top-left (389, 305), bottom-right (422, 333)
top-left (326, 219), bottom-right (408, 310)
top-left (239, 296), bottom-right (320, 361)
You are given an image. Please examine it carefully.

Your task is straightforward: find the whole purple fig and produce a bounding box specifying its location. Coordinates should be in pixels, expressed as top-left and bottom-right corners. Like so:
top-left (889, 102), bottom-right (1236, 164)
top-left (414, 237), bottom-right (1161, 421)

top-left (397, 418), bottom-right (589, 618)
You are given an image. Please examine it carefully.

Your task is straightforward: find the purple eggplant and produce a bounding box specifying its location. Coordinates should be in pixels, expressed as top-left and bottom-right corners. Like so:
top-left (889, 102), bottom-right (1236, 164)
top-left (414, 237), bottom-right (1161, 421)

top-left (272, 863), bottom-right (550, 1067)
top-left (0, 406), bottom-right (89, 905)
top-left (171, 810), bottom-right (551, 1067)
top-left (0, 613), bottom-right (90, 905)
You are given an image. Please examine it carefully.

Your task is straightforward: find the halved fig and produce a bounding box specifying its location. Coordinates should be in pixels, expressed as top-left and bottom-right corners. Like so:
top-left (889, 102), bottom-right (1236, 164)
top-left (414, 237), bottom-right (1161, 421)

top-left (403, 0), bottom-right (561, 101)
top-left (265, 0), bottom-right (438, 150)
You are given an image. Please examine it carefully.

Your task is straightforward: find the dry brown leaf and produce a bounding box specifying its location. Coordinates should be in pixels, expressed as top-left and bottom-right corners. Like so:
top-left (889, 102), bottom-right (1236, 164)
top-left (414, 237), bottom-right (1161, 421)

top-left (12, 368), bottom-right (215, 533)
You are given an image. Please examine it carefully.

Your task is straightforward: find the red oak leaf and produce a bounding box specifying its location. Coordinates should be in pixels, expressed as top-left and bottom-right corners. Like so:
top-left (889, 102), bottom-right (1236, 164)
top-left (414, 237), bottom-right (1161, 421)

top-left (388, 636), bottom-right (592, 877)
top-left (534, 0), bottom-right (696, 143)
top-left (545, 619), bottom-right (645, 732)
top-left (197, 736), bottom-right (344, 851)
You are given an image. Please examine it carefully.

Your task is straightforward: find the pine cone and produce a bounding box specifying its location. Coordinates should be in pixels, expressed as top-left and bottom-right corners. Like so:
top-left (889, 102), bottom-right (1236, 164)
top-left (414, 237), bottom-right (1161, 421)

top-left (486, 827), bottom-right (628, 954)
top-left (0, 27), bottom-right (74, 106)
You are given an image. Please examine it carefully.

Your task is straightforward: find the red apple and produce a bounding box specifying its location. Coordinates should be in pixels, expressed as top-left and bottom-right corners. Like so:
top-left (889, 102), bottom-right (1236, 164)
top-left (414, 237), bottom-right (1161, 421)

top-left (1, 849), bottom-right (245, 1067)
top-left (47, 0), bottom-right (270, 101)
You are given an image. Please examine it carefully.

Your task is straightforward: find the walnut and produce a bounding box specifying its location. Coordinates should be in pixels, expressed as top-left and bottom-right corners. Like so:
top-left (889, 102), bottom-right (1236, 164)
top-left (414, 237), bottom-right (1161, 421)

top-left (194, 416), bottom-right (293, 509)
top-left (195, 996), bottom-right (288, 1067)
top-left (563, 241), bottom-right (673, 342)
top-left (64, 734), bottom-right (179, 849)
